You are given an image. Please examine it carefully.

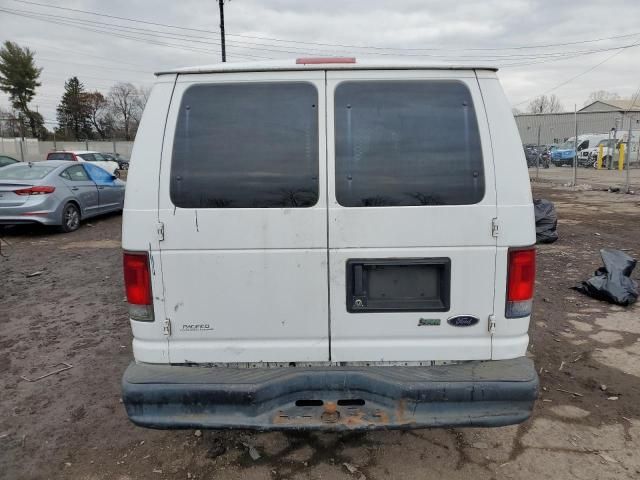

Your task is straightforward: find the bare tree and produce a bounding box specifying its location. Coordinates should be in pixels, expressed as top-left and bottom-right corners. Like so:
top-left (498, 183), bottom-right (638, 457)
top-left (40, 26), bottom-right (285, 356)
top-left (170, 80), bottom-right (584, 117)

top-left (0, 106), bottom-right (20, 136)
top-left (131, 85), bottom-right (151, 127)
top-left (137, 86), bottom-right (152, 109)
top-left (85, 91), bottom-right (113, 139)
top-left (108, 82), bottom-right (138, 140)
top-left (527, 94), bottom-right (563, 114)
top-left (584, 90), bottom-right (620, 105)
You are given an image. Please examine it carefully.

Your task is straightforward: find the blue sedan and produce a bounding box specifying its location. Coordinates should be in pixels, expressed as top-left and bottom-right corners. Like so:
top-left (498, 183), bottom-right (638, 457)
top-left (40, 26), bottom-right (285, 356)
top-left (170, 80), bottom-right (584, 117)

top-left (0, 160), bottom-right (125, 232)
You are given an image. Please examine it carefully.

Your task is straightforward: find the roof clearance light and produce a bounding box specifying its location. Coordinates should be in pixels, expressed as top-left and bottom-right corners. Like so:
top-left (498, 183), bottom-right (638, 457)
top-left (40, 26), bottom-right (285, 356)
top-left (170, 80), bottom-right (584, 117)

top-left (296, 57), bottom-right (356, 65)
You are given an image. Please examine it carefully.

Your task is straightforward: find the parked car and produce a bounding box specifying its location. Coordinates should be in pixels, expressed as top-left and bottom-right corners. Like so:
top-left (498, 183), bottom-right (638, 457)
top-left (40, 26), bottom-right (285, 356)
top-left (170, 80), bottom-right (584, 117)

top-left (0, 160), bottom-right (125, 232)
top-left (101, 152), bottom-right (129, 170)
top-left (550, 134), bottom-right (609, 167)
top-left (550, 141), bottom-right (576, 166)
top-left (46, 150), bottom-right (121, 177)
top-left (0, 155), bottom-right (19, 168)
top-left (121, 58), bottom-right (538, 431)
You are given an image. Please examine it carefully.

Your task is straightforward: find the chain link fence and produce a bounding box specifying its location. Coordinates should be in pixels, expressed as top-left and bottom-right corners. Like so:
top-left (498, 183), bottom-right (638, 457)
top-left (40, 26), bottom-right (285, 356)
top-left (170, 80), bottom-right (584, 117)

top-left (515, 111), bottom-right (640, 191)
top-left (0, 138), bottom-right (134, 163)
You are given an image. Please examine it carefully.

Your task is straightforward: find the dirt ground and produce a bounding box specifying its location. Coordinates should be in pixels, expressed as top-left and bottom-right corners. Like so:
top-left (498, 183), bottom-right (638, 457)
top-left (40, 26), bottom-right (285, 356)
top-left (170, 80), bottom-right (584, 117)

top-left (530, 164), bottom-right (640, 190)
top-left (1, 184), bottom-right (640, 480)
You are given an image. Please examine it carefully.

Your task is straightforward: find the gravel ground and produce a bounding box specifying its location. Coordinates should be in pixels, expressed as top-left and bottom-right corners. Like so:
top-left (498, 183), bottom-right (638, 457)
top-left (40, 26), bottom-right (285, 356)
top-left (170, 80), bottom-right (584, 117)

top-left (1, 185), bottom-right (640, 480)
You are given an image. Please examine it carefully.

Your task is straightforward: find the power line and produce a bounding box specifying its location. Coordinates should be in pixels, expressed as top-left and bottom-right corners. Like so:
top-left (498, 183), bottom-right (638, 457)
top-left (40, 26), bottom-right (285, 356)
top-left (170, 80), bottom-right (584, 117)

top-left (5, 6), bottom-right (640, 64)
top-left (35, 57), bottom-right (152, 75)
top-left (0, 8), bottom-right (273, 60)
top-left (513, 43), bottom-right (639, 106)
top-left (10, 0), bottom-right (640, 53)
top-left (0, 7), bottom-right (297, 57)
top-left (22, 40), bottom-right (158, 70)
top-left (625, 88), bottom-right (640, 114)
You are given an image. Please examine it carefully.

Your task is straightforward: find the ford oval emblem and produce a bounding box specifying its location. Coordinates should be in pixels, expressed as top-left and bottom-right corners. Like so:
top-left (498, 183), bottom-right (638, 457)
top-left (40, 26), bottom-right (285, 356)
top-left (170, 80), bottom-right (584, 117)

top-left (447, 315), bottom-right (480, 327)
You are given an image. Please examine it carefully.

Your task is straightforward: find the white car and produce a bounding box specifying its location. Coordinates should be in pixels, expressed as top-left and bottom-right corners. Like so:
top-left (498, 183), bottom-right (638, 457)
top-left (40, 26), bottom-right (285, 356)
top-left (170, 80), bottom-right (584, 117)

top-left (46, 150), bottom-right (120, 177)
top-left (121, 58), bottom-right (537, 430)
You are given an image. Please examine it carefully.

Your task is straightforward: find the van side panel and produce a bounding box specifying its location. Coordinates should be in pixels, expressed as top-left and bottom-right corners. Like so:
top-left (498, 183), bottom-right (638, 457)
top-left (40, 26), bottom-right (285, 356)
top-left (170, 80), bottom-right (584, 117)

top-left (477, 75), bottom-right (535, 360)
top-left (122, 77), bottom-right (177, 364)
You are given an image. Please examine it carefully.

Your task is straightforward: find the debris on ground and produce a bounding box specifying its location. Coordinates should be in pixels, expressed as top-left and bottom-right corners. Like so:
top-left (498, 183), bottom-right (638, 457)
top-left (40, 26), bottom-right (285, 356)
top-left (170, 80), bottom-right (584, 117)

top-left (343, 462), bottom-right (366, 479)
top-left (343, 462), bottom-right (358, 474)
top-left (26, 270), bottom-right (44, 278)
top-left (20, 362), bottom-right (73, 382)
top-left (207, 438), bottom-right (226, 459)
top-left (533, 198), bottom-right (558, 244)
top-left (194, 430), bottom-right (202, 438)
top-left (342, 462), bottom-right (367, 480)
top-left (556, 388), bottom-right (583, 397)
top-left (248, 446), bottom-right (261, 461)
top-left (573, 249), bottom-right (638, 306)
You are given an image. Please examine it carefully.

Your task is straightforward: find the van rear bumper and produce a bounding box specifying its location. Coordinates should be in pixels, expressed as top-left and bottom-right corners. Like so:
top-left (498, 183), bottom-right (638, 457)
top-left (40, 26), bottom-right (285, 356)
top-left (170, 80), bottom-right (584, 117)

top-left (122, 357), bottom-right (538, 430)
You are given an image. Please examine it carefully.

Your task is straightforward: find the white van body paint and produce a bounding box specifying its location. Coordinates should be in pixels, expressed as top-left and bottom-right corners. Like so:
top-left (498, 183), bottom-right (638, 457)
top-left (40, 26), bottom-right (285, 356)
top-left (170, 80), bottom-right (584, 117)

top-left (122, 60), bottom-right (535, 365)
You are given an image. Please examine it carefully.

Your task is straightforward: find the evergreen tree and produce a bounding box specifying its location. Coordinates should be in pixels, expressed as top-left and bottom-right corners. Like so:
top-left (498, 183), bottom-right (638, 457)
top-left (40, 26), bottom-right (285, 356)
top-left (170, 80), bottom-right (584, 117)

top-left (56, 77), bottom-right (92, 140)
top-left (0, 41), bottom-right (42, 138)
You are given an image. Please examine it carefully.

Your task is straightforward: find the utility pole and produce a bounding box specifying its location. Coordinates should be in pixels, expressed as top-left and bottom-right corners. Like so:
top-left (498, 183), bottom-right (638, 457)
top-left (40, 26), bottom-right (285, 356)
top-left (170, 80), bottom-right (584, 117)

top-left (625, 114), bottom-right (634, 194)
top-left (218, 0), bottom-right (226, 62)
top-left (536, 123), bottom-right (541, 179)
top-left (573, 104), bottom-right (578, 186)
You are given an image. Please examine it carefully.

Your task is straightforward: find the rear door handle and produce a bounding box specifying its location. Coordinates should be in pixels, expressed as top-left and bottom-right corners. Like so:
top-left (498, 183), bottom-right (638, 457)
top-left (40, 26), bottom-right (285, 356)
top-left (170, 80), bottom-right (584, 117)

top-left (71, 187), bottom-right (79, 191)
top-left (98, 186), bottom-right (105, 190)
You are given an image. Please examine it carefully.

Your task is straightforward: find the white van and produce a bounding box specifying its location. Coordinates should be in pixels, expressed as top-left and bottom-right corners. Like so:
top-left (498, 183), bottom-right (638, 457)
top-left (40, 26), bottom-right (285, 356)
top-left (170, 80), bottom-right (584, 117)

top-left (121, 58), bottom-right (538, 430)
top-left (572, 134), bottom-right (612, 164)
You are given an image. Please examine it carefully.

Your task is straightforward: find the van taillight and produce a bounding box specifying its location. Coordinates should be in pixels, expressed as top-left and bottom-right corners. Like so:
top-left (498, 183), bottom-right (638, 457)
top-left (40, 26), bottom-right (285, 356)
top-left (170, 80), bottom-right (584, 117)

top-left (506, 247), bottom-right (536, 318)
top-left (123, 251), bottom-right (154, 321)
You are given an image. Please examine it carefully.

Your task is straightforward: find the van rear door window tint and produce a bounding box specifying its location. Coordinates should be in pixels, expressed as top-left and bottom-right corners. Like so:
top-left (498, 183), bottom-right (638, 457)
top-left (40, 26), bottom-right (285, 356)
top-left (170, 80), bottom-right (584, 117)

top-left (170, 82), bottom-right (319, 208)
top-left (334, 81), bottom-right (485, 207)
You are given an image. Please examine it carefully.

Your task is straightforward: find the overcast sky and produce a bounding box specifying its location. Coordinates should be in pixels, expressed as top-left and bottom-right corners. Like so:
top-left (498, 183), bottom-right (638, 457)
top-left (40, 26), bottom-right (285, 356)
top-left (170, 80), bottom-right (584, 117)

top-left (1, 0), bottom-right (639, 127)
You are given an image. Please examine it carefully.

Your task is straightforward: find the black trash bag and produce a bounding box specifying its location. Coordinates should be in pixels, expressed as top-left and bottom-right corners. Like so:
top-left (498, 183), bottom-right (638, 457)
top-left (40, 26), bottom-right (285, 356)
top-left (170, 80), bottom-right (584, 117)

top-left (533, 198), bottom-right (558, 244)
top-left (573, 248), bottom-right (638, 306)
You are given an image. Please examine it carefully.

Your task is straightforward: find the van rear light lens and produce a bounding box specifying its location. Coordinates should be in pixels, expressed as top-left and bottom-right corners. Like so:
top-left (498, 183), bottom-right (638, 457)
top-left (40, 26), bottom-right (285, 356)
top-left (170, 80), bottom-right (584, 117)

top-left (296, 57), bottom-right (356, 64)
top-left (123, 251), bottom-right (154, 321)
top-left (14, 186), bottom-right (55, 195)
top-left (506, 247), bottom-right (536, 318)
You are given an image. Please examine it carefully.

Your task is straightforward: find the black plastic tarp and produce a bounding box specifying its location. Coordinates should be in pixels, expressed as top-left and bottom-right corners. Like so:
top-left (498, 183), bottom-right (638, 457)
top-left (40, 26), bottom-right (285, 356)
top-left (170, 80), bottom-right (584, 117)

top-left (574, 249), bottom-right (638, 306)
top-left (533, 199), bottom-right (558, 244)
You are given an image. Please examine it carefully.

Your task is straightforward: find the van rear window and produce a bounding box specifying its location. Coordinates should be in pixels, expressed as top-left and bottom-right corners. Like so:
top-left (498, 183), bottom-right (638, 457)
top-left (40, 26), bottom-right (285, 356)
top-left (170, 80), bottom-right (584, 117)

top-left (170, 82), bottom-right (319, 208)
top-left (334, 81), bottom-right (485, 207)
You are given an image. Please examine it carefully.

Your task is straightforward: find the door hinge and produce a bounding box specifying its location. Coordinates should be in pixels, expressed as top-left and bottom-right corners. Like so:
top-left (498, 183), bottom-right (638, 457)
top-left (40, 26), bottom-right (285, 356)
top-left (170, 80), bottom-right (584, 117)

top-left (488, 314), bottom-right (496, 335)
top-left (491, 218), bottom-right (500, 237)
top-left (156, 222), bottom-right (165, 241)
top-left (163, 318), bottom-right (171, 336)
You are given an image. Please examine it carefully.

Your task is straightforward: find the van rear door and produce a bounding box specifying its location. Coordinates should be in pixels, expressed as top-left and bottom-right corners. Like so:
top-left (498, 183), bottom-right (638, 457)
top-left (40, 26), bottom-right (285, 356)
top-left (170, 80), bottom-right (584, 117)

top-left (158, 71), bottom-right (329, 363)
top-left (326, 70), bottom-right (497, 362)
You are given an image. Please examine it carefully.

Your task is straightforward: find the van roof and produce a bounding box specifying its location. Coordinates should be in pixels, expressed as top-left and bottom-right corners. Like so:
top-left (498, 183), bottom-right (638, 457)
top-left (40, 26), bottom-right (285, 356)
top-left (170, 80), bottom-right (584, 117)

top-left (156, 58), bottom-right (499, 76)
